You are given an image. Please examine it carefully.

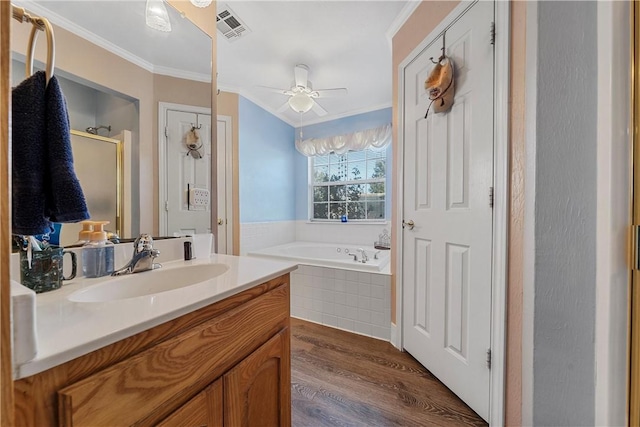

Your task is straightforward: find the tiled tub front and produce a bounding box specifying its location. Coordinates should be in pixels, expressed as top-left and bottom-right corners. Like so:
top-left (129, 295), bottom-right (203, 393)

top-left (290, 265), bottom-right (391, 341)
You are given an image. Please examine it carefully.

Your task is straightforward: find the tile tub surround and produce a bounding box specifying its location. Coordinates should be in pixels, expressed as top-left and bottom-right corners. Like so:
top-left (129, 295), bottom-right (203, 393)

top-left (240, 221), bottom-right (296, 255)
top-left (290, 265), bottom-right (391, 341)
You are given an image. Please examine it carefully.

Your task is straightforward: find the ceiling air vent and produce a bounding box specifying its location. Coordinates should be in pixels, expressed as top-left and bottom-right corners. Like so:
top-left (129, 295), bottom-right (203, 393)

top-left (216, 5), bottom-right (251, 42)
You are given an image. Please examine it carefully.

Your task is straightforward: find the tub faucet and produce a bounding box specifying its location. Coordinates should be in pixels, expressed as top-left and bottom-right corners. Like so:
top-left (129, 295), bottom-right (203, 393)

top-left (111, 234), bottom-right (161, 276)
top-left (357, 248), bottom-right (368, 263)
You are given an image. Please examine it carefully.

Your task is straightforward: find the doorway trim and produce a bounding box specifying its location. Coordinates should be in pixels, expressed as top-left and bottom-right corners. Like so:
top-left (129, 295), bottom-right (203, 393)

top-left (394, 1), bottom-right (510, 424)
top-left (158, 102), bottom-right (211, 236)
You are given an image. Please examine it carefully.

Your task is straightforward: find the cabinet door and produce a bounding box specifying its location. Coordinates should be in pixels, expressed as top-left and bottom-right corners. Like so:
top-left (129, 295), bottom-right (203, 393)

top-left (158, 380), bottom-right (223, 427)
top-left (224, 329), bottom-right (291, 427)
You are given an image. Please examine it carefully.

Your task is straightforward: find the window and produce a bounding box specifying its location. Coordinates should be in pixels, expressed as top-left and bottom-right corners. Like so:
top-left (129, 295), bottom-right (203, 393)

top-left (311, 148), bottom-right (386, 221)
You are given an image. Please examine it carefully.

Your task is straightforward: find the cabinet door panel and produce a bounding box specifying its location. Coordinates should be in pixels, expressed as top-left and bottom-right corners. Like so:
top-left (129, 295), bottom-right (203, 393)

top-left (158, 380), bottom-right (223, 427)
top-left (224, 328), bottom-right (290, 427)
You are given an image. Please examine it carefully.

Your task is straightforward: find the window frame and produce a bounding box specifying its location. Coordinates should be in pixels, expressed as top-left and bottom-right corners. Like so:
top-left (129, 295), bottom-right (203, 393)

top-left (307, 149), bottom-right (387, 222)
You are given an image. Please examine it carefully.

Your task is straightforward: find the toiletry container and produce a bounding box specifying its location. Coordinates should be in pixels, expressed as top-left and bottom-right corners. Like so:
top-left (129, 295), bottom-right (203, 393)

top-left (73, 221), bottom-right (94, 246)
top-left (82, 221), bottom-right (114, 278)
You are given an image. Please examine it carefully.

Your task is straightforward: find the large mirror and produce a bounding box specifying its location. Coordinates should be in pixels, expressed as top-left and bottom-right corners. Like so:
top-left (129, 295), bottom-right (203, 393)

top-left (10, 0), bottom-right (213, 246)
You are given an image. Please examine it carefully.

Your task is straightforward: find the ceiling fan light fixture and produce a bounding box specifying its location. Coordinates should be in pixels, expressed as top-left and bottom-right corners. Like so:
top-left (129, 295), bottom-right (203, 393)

top-left (145, 0), bottom-right (172, 32)
top-left (288, 93), bottom-right (313, 113)
top-left (190, 0), bottom-right (213, 7)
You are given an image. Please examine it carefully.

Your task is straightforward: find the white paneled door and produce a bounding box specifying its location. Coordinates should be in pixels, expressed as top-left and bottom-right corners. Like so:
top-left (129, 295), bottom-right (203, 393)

top-left (402, 1), bottom-right (494, 421)
top-left (166, 109), bottom-right (212, 236)
top-left (216, 116), bottom-right (233, 254)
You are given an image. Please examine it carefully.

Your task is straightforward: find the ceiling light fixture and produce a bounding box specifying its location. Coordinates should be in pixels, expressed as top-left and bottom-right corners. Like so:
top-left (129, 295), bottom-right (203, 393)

top-left (288, 93), bottom-right (313, 113)
top-left (145, 0), bottom-right (172, 32)
top-left (190, 0), bottom-right (213, 7)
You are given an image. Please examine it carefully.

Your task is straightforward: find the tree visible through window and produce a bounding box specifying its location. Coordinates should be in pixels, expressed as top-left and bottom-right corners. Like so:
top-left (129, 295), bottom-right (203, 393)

top-left (311, 148), bottom-right (386, 220)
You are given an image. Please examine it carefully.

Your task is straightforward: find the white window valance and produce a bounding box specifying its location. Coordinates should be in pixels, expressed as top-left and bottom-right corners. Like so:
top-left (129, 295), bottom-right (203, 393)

top-left (295, 123), bottom-right (392, 157)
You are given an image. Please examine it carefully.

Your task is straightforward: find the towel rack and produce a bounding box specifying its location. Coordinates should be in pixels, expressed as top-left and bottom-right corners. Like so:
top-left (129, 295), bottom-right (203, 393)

top-left (11, 5), bottom-right (55, 85)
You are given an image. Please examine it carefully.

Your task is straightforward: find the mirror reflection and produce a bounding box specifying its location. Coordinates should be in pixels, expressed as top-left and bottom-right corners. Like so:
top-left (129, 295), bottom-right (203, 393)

top-left (10, 0), bottom-right (213, 246)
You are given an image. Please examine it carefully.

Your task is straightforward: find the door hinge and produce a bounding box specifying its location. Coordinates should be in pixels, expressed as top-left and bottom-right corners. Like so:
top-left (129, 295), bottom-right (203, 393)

top-left (164, 126), bottom-right (169, 138)
top-left (486, 348), bottom-right (492, 369)
top-left (489, 187), bottom-right (494, 208)
top-left (164, 201), bottom-right (169, 212)
top-left (631, 225), bottom-right (640, 270)
top-left (490, 22), bottom-right (495, 45)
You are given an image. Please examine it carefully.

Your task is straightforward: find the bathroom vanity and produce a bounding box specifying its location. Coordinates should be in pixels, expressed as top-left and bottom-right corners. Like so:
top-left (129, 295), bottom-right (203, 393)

top-left (12, 255), bottom-right (295, 426)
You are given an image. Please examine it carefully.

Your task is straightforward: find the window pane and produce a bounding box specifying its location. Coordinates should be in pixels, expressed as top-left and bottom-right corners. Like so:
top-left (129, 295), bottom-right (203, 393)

top-left (347, 202), bottom-right (366, 219)
top-left (313, 186), bottom-right (328, 202)
top-left (349, 161), bottom-right (366, 180)
top-left (366, 201), bottom-right (385, 219)
top-left (313, 165), bottom-right (329, 183)
top-left (329, 153), bottom-right (345, 164)
top-left (313, 203), bottom-right (328, 219)
top-left (329, 202), bottom-right (346, 219)
top-left (347, 150), bottom-right (366, 162)
top-left (366, 183), bottom-right (385, 199)
top-left (314, 155), bottom-right (329, 166)
top-left (367, 149), bottom-right (385, 160)
top-left (329, 185), bottom-right (347, 201)
top-left (368, 159), bottom-right (386, 179)
top-left (347, 184), bottom-right (364, 202)
top-left (329, 163), bottom-right (347, 181)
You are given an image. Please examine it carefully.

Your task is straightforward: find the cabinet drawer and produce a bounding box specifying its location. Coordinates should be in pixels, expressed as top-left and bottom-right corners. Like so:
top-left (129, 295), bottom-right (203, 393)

top-left (58, 284), bottom-right (289, 426)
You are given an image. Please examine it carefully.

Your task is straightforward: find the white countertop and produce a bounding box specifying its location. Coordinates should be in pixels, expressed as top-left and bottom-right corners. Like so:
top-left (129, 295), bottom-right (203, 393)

top-left (14, 254), bottom-right (297, 380)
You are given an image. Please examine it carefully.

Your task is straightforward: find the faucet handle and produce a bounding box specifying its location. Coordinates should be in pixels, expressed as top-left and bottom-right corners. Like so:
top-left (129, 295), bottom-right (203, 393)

top-left (134, 234), bottom-right (154, 252)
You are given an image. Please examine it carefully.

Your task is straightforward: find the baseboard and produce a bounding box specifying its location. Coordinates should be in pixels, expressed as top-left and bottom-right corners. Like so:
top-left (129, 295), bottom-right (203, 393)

top-left (390, 322), bottom-right (401, 350)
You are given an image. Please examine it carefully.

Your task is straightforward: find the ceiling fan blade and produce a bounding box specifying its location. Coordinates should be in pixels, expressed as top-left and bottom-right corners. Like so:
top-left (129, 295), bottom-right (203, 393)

top-left (276, 101), bottom-right (290, 113)
top-left (294, 64), bottom-right (309, 88)
top-left (311, 100), bottom-right (328, 117)
top-left (312, 88), bottom-right (348, 98)
top-left (255, 85), bottom-right (294, 96)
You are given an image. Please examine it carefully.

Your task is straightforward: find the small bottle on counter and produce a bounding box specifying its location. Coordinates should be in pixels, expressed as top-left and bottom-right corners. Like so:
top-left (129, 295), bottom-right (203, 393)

top-left (82, 221), bottom-right (115, 278)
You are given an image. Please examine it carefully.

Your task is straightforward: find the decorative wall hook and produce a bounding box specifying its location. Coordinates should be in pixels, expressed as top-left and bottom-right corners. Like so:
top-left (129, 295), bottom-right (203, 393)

top-left (429, 31), bottom-right (447, 65)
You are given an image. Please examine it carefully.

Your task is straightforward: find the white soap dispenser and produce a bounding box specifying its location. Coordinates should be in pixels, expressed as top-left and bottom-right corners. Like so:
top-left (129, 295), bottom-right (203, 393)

top-left (82, 221), bottom-right (115, 278)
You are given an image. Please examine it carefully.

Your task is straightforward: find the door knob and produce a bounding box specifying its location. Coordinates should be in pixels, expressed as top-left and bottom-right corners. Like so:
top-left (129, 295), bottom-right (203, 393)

top-left (403, 220), bottom-right (415, 230)
top-left (217, 218), bottom-right (224, 225)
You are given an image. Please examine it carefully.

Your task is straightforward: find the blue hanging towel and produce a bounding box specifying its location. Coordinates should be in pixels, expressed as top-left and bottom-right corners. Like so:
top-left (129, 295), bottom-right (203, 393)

top-left (11, 71), bottom-right (89, 236)
top-left (44, 75), bottom-right (89, 223)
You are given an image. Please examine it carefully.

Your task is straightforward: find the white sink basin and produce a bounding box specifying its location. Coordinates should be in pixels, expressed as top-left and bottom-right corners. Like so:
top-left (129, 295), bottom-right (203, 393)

top-left (68, 263), bottom-right (230, 302)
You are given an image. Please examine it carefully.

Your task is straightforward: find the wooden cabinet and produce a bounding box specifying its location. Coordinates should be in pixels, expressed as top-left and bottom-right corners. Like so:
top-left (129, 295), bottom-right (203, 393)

top-left (224, 329), bottom-right (290, 427)
top-left (158, 380), bottom-right (223, 427)
top-left (14, 275), bottom-right (291, 427)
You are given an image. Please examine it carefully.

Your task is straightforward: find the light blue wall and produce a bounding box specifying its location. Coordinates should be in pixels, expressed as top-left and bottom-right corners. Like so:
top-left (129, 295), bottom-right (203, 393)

top-left (239, 96), bottom-right (296, 223)
top-left (294, 108), bottom-right (393, 220)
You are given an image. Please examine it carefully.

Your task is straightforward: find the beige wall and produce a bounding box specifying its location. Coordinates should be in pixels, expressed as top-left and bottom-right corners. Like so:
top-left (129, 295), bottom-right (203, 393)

top-left (392, 1), bottom-right (526, 424)
top-left (217, 91), bottom-right (240, 254)
top-left (11, 2), bottom-right (218, 237)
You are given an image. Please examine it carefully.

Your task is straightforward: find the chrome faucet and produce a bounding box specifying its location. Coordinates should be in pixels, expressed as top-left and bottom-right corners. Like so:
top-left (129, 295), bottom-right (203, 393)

top-left (111, 234), bottom-right (161, 276)
top-left (357, 248), bottom-right (368, 263)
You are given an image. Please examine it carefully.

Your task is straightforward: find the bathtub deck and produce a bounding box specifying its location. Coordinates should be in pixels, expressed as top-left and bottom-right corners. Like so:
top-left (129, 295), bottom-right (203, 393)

top-left (291, 318), bottom-right (487, 426)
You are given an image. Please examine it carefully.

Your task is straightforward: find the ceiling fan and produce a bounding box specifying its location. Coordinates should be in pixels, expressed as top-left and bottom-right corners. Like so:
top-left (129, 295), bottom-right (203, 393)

top-left (257, 64), bottom-right (347, 116)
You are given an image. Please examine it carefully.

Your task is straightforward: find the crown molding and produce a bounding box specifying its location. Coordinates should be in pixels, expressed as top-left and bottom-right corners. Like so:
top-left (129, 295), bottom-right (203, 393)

top-left (154, 66), bottom-right (211, 83)
top-left (296, 102), bottom-right (392, 127)
top-left (385, 1), bottom-right (421, 46)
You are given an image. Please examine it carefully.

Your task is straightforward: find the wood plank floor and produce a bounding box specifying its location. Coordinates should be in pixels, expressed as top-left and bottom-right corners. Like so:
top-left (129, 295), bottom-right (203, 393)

top-left (291, 318), bottom-right (487, 427)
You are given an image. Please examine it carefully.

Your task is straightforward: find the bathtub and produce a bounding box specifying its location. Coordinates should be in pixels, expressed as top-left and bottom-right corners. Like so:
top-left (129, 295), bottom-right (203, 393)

top-left (248, 241), bottom-right (390, 273)
top-left (249, 241), bottom-right (392, 341)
